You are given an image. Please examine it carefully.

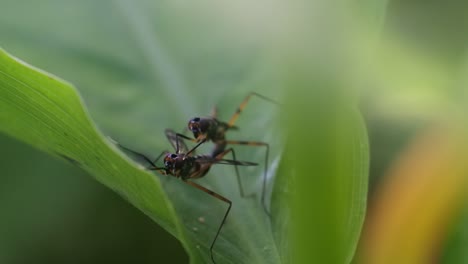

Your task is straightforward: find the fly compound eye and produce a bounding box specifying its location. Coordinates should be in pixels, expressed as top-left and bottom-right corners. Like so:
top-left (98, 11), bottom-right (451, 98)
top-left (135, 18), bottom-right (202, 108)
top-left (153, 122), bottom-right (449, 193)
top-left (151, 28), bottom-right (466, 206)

top-left (164, 154), bottom-right (176, 168)
top-left (146, 92), bottom-right (279, 262)
top-left (188, 118), bottom-right (200, 132)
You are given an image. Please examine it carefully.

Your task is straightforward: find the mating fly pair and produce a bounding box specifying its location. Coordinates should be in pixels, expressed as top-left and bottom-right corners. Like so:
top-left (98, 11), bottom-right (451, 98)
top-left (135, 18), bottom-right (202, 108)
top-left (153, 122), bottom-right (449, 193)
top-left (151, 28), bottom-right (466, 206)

top-left (115, 92), bottom-right (278, 263)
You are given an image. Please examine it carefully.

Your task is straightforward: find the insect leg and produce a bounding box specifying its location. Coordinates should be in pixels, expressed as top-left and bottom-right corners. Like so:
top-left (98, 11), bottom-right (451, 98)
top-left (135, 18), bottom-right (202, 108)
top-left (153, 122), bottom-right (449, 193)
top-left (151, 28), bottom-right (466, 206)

top-left (223, 140), bottom-right (271, 216)
top-left (164, 128), bottom-right (207, 156)
top-left (213, 147), bottom-right (252, 198)
top-left (184, 180), bottom-right (231, 264)
top-left (227, 92), bottom-right (280, 128)
top-left (113, 141), bottom-right (168, 169)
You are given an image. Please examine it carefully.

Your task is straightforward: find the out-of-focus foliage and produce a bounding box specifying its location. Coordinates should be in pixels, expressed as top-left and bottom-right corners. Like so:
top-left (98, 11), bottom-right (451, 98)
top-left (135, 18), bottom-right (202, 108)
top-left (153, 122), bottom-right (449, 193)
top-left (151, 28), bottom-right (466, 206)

top-left (0, 0), bottom-right (371, 263)
top-left (0, 0), bottom-right (467, 263)
top-left (0, 133), bottom-right (187, 264)
top-left (360, 124), bottom-right (468, 263)
top-left (358, 1), bottom-right (468, 263)
top-left (0, 45), bottom-right (283, 263)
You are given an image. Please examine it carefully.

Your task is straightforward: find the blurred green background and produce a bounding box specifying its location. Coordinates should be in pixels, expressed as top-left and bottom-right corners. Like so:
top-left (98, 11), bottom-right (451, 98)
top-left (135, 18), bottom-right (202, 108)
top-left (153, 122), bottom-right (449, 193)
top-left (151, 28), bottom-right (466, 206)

top-left (0, 0), bottom-right (467, 263)
top-left (0, 133), bottom-right (188, 263)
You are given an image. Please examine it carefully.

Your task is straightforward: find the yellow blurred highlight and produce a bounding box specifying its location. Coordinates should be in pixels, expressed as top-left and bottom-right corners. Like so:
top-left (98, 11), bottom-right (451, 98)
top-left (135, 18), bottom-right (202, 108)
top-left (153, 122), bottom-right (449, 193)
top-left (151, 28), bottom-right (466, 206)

top-left (360, 123), bottom-right (468, 264)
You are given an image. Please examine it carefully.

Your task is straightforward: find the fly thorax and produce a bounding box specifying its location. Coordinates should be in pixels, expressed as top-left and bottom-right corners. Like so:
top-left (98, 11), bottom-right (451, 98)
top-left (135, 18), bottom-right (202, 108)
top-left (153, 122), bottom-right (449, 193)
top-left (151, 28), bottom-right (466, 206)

top-left (179, 156), bottom-right (196, 180)
top-left (210, 120), bottom-right (226, 140)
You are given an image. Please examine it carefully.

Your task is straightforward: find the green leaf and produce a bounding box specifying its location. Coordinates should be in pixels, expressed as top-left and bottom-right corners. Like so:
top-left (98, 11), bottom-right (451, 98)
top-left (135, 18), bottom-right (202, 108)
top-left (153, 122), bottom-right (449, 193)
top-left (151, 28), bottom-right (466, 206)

top-left (0, 1), bottom-right (285, 262)
top-left (0, 1), bottom-right (371, 263)
top-left (0, 47), bottom-right (284, 263)
top-left (277, 82), bottom-right (369, 264)
top-left (0, 47), bottom-right (184, 244)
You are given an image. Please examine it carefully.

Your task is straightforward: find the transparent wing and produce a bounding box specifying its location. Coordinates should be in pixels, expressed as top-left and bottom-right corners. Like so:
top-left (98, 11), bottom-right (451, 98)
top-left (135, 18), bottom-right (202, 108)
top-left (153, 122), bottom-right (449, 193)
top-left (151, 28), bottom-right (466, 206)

top-left (165, 129), bottom-right (189, 154)
top-left (196, 156), bottom-right (258, 166)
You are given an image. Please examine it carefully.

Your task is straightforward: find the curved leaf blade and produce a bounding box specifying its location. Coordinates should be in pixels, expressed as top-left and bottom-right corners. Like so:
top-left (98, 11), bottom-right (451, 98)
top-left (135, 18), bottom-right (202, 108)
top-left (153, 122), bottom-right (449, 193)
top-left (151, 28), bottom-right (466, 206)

top-left (0, 47), bottom-right (284, 264)
top-left (272, 77), bottom-right (369, 263)
top-left (0, 48), bottom-right (190, 256)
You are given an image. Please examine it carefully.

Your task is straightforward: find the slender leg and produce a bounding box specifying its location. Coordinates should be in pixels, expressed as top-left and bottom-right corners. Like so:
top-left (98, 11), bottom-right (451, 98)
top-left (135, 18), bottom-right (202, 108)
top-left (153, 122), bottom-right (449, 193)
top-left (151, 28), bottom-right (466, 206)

top-left (184, 180), bottom-right (231, 264)
top-left (165, 129), bottom-right (206, 156)
top-left (212, 147), bottom-right (252, 198)
top-left (166, 126), bottom-right (192, 154)
top-left (151, 151), bottom-right (169, 166)
top-left (175, 133), bottom-right (197, 142)
top-left (186, 138), bottom-right (207, 156)
top-left (115, 141), bottom-right (168, 169)
top-left (169, 131), bottom-right (208, 158)
top-left (165, 129), bottom-right (192, 154)
top-left (117, 144), bottom-right (169, 181)
top-left (180, 123), bottom-right (190, 138)
top-left (222, 140), bottom-right (271, 216)
top-left (227, 92), bottom-right (280, 128)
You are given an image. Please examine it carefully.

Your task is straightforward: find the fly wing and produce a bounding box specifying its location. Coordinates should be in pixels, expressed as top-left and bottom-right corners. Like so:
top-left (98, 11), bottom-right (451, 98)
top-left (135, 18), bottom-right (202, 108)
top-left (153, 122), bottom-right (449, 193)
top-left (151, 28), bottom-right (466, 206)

top-left (196, 156), bottom-right (258, 166)
top-left (165, 129), bottom-right (189, 154)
